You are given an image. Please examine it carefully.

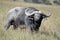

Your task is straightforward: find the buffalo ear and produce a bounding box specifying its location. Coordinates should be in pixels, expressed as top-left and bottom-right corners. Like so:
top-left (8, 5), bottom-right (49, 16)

top-left (42, 13), bottom-right (51, 18)
top-left (42, 14), bottom-right (48, 21)
top-left (41, 14), bottom-right (47, 18)
top-left (42, 15), bottom-right (46, 18)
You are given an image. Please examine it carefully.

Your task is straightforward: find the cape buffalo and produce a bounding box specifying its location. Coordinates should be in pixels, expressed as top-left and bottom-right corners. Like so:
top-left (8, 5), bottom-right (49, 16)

top-left (5, 7), bottom-right (51, 32)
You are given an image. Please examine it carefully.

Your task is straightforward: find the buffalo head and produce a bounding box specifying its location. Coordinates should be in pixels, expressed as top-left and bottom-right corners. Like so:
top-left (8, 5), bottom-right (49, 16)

top-left (25, 8), bottom-right (51, 32)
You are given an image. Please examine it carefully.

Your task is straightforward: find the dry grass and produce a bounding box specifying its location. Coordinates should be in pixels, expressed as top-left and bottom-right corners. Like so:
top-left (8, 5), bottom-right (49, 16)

top-left (0, 1), bottom-right (60, 40)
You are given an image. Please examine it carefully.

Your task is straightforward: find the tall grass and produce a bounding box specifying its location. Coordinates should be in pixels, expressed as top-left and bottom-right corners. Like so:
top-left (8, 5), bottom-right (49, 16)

top-left (0, 1), bottom-right (60, 40)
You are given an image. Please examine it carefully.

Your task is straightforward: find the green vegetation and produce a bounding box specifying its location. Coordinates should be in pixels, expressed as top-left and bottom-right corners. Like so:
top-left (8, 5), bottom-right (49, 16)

top-left (0, 1), bottom-right (60, 40)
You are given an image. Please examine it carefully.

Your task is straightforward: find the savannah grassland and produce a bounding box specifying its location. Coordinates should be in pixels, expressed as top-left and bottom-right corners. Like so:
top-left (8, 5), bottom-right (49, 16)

top-left (0, 0), bottom-right (60, 40)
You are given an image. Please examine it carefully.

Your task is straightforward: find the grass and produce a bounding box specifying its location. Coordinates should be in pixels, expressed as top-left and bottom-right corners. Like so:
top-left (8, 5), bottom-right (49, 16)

top-left (0, 1), bottom-right (60, 40)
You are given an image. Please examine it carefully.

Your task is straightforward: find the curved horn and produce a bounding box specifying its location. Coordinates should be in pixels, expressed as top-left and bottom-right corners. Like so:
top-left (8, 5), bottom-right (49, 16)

top-left (31, 11), bottom-right (42, 14)
top-left (25, 8), bottom-right (35, 16)
top-left (25, 9), bottom-right (42, 16)
top-left (25, 11), bottom-right (35, 16)
top-left (27, 11), bottom-right (42, 16)
top-left (25, 8), bottom-right (43, 16)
